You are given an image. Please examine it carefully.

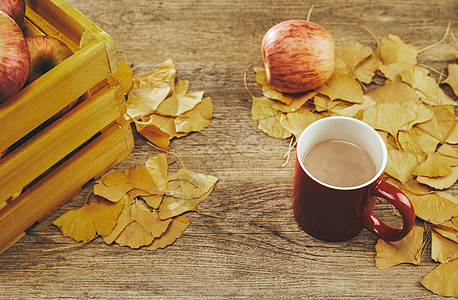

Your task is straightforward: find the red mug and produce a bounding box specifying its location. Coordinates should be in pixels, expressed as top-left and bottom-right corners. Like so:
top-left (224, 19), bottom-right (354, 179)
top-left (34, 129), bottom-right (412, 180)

top-left (292, 116), bottom-right (415, 242)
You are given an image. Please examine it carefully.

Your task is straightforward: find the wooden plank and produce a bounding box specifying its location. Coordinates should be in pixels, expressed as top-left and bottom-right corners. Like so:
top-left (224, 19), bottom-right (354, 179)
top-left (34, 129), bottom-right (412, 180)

top-left (0, 121), bottom-right (134, 254)
top-left (0, 83), bottom-right (125, 206)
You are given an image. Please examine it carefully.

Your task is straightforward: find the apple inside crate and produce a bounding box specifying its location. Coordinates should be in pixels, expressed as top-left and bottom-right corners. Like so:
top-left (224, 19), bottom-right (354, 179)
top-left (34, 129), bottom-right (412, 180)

top-left (0, 0), bottom-right (134, 253)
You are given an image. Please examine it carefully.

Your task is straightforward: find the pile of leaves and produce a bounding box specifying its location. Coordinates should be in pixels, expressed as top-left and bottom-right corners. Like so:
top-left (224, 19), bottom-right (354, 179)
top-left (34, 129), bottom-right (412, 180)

top-left (117, 59), bottom-right (213, 150)
top-left (54, 153), bottom-right (218, 250)
top-left (249, 31), bottom-right (458, 296)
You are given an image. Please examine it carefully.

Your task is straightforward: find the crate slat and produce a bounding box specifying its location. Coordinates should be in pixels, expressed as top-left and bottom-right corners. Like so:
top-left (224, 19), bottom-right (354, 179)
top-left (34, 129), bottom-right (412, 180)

top-left (0, 82), bottom-right (126, 206)
top-left (0, 120), bottom-right (134, 254)
top-left (0, 40), bottom-right (113, 154)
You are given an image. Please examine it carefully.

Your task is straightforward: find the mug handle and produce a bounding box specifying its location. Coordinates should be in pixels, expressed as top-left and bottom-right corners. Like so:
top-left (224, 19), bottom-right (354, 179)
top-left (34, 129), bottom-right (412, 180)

top-left (361, 180), bottom-right (416, 242)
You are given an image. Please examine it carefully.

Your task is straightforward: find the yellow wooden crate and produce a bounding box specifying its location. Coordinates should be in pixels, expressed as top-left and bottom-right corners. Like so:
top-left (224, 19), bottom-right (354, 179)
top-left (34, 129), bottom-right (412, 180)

top-left (0, 0), bottom-right (134, 253)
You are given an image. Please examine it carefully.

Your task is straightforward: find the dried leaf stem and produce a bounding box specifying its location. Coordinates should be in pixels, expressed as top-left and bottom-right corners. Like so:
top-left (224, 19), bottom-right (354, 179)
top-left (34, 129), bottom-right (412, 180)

top-left (244, 64), bottom-right (255, 100)
top-left (361, 25), bottom-right (380, 46)
top-left (418, 21), bottom-right (451, 54)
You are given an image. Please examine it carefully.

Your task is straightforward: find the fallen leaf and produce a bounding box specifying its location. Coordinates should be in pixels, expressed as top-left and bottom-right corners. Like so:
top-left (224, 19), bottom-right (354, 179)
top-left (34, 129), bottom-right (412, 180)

top-left (379, 34), bottom-right (418, 66)
top-left (417, 166), bottom-right (458, 190)
top-left (420, 259), bottom-right (458, 297)
top-left (279, 107), bottom-right (321, 139)
top-left (404, 190), bottom-right (458, 224)
top-left (401, 66), bottom-right (457, 106)
top-left (104, 199), bottom-right (171, 248)
top-left (112, 60), bottom-right (133, 95)
top-left (175, 97), bottom-right (213, 134)
top-left (412, 153), bottom-right (452, 177)
top-left (335, 41), bottom-right (372, 75)
top-left (317, 73), bottom-right (364, 103)
top-left (53, 196), bottom-right (124, 242)
top-left (374, 226), bottom-right (424, 270)
top-left (433, 219), bottom-right (458, 243)
top-left (93, 171), bottom-right (132, 203)
top-left (155, 81), bottom-right (204, 117)
top-left (362, 102), bottom-right (418, 141)
top-left (443, 64), bottom-right (458, 97)
top-left (258, 113), bottom-right (292, 139)
top-left (366, 82), bottom-right (419, 104)
top-left (127, 86), bottom-right (171, 120)
top-left (385, 148), bottom-right (419, 183)
top-left (168, 166), bottom-right (218, 200)
top-left (431, 229), bottom-right (458, 263)
top-left (143, 215), bottom-right (190, 251)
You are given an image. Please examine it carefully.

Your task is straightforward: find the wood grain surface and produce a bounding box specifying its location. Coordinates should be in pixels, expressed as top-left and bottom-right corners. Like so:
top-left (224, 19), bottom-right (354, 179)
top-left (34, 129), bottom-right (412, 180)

top-left (1, 0), bottom-right (457, 298)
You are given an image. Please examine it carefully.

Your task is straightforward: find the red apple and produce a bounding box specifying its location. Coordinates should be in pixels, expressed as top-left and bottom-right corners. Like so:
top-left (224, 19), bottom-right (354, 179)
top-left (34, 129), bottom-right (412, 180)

top-left (262, 20), bottom-right (335, 94)
top-left (25, 35), bottom-right (73, 85)
top-left (0, 10), bottom-right (29, 103)
top-left (0, 0), bottom-right (26, 28)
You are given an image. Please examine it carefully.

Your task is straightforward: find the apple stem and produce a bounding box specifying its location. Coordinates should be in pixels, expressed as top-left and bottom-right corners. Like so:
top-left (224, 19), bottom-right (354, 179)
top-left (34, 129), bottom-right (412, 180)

top-left (306, 4), bottom-right (314, 22)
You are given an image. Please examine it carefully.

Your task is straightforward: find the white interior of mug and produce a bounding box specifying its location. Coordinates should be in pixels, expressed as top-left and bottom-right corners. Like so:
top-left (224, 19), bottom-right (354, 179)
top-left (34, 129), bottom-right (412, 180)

top-left (297, 116), bottom-right (387, 190)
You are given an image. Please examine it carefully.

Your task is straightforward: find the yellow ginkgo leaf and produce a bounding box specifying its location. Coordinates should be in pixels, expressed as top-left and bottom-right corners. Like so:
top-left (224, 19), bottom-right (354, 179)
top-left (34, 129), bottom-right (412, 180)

top-left (401, 66), bottom-right (457, 106)
top-left (316, 73), bottom-right (364, 103)
top-left (412, 153), bottom-right (452, 177)
top-left (168, 166), bottom-right (218, 200)
top-left (420, 259), bottom-right (458, 297)
top-left (142, 195), bottom-right (163, 209)
top-left (112, 60), bottom-right (133, 95)
top-left (431, 229), bottom-right (458, 263)
top-left (417, 166), bottom-right (458, 190)
top-left (378, 62), bottom-right (414, 82)
top-left (354, 55), bottom-right (383, 84)
top-left (127, 86), bottom-right (171, 120)
top-left (313, 94), bottom-right (333, 112)
top-left (331, 95), bottom-right (376, 118)
top-left (175, 97), bottom-right (213, 134)
top-left (155, 90), bottom-right (204, 117)
top-left (379, 34), bottom-right (418, 65)
top-left (143, 215), bottom-right (190, 251)
top-left (385, 177), bottom-right (431, 196)
top-left (258, 113), bottom-right (292, 139)
top-left (102, 170), bottom-right (131, 187)
top-left (366, 82), bottom-right (419, 104)
top-left (159, 186), bottom-right (215, 220)
top-left (144, 153), bottom-right (169, 194)
top-left (132, 59), bottom-right (176, 91)
top-left (362, 103), bottom-right (418, 140)
top-left (123, 165), bottom-right (160, 196)
top-left (433, 221), bottom-right (458, 243)
top-left (53, 196), bottom-right (124, 242)
top-left (397, 128), bottom-right (438, 156)
top-left (404, 190), bottom-right (458, 224)
top-left (374, 226), bottom-right (424, 270)
top-left (269, 91), bottom-right (315, 113)
top-left (385, 149), bottom-right (419, 184)
top-left (280, 107), bottom-right (321, 139)
top-left (251, 96), bottom-right (279, 121)
top-left (133, 116), bottom-right (172, 150)
top-left (93, 176), bottom-right (132, 203)
top-left (335, 41), bottom-right (372, 74)
top-left (443, 63), bottom-right (458, 97)
top-left (104, 199), bottom-right (171, 248)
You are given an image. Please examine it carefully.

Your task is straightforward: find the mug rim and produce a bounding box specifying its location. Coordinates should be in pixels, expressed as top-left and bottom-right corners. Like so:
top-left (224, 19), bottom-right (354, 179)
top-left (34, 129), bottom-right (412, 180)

top-left (297, 116), bottom-right (388, 191)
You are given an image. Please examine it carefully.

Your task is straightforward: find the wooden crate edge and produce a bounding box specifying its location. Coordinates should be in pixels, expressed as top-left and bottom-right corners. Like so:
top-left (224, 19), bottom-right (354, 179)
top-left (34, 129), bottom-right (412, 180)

top-left (0, 121), bottom-right (134, 255)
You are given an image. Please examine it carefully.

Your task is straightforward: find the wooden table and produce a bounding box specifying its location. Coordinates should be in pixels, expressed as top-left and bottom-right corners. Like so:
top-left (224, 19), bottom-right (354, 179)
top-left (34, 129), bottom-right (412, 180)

top-left (1, 0), bottom-right (457, 298)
